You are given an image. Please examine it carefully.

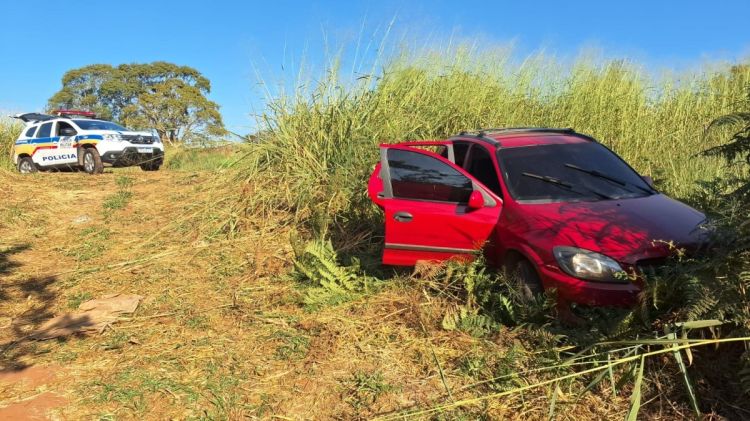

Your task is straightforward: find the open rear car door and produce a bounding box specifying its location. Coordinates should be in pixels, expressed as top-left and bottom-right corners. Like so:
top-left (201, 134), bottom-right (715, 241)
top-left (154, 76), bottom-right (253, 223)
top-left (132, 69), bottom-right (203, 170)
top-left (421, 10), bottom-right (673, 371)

top-left (368, 143), bottom-right (503, 266)
top-left (12, 113), bottom-right (56, 123)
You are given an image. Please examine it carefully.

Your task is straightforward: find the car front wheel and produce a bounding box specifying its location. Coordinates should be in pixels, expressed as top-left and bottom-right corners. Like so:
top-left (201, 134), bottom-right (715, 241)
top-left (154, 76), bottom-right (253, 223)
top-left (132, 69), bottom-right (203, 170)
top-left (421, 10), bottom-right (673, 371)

top-left (505, 256), bottom-right (544, 301)
top-left (82, 148), bottom-right (104, 175)
top-left (17, 157), bottom-right (37, 174)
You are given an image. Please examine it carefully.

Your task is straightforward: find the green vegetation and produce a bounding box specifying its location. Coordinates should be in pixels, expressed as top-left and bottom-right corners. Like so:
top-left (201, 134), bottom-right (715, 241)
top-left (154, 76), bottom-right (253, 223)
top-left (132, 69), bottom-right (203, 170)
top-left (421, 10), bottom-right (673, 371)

top-left (344, 370), bottom-right (398, 411)
top-left (102, 175), bottom-right (134, 212)
top-left (704, 88), bottom-right (750, 198)
top-left (164, 145), bottom-right (241, 171)
top-left (272, 329), bottom-right (310, 360)
top-left (62, 226), bottom-right (112, 261)
top-left (235, 49), bottom-right (749, 240)
top-left (66, 291), bottom-right (93, 309)
top-left (0, 117), bottom-right (22, 171)
top-left (47, 62), bottom-right (226, 144)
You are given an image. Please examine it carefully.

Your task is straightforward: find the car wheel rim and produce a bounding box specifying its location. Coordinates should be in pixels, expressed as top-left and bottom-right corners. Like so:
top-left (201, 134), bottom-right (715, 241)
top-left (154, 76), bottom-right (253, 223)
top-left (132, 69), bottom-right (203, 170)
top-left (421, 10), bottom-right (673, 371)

top-left (19, 160), bottom-right (31, 173)
top-left (84, 154), bottom-right (94, 172)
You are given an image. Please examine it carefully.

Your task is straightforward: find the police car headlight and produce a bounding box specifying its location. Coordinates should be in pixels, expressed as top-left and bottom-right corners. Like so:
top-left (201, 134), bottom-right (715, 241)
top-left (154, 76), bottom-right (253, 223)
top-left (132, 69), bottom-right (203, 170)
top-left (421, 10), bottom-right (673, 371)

top-left (553, 246), bottom-right (628, 283)
top-left (104, 134), bottom-right (123, 141)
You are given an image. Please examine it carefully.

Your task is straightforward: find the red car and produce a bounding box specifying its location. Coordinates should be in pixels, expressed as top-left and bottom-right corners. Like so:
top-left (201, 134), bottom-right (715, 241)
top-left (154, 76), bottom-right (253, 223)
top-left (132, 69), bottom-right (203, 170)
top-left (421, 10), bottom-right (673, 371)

top-left (367, 128), bottom-right (708, 306)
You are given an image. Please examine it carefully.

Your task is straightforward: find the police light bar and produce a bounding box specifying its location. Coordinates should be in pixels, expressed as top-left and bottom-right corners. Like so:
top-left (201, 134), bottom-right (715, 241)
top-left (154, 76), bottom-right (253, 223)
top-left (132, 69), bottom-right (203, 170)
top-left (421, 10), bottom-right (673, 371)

top-left (53, 109), bottom-right (97, 119)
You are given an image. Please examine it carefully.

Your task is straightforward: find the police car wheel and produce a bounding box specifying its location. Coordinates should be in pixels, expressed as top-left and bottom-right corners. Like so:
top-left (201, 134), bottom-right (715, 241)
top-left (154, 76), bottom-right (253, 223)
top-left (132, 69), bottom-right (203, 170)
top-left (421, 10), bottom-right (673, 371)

top-left (139, 162), bottom-right (160, 171)
top-left (82, 149), bottom-right (104, 175)
top-left (18, 157), bottom-right (37, 174)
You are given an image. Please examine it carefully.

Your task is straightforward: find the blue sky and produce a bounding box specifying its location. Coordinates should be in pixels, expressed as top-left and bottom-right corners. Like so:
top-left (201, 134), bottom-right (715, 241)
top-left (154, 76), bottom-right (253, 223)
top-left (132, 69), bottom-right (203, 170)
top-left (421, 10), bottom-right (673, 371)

top-left (1, 0), bottom-right (749, 134)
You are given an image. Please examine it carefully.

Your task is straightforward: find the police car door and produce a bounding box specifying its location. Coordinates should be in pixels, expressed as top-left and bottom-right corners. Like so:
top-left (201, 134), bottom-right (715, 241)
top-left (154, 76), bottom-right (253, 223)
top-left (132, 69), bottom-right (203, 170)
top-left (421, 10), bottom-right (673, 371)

top-left (52, 121), bottom-right (79, 167)
top-left (30, 122), bottom-right (56, 167)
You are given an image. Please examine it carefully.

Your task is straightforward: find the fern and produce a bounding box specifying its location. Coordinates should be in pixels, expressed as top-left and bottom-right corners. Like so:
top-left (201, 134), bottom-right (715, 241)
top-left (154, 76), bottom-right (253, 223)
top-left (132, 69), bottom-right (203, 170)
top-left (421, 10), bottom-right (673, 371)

top-left (704, 107), bottom-right (750, 199)
top-left (292, 238), bottom-right (373, 310)
top-left (682, 278), bottom-right (718, 321)
top-left (422, 257), bottom-right (552, 336)
top-left (441, 305), bottom-right (497, 337)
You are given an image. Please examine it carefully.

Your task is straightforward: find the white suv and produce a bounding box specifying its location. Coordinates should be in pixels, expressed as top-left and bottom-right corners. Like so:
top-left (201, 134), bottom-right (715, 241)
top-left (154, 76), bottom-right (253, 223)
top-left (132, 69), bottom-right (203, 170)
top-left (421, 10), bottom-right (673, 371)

top-left (12, 110), bottom-right (164, 174)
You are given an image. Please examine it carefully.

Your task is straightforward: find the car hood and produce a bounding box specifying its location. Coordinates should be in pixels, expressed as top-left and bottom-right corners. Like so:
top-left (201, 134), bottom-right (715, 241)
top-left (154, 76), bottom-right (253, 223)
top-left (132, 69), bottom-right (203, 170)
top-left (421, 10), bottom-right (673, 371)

top-left (512, 194), bottom-right (709, 264)
top-left (98, 130), bottom-right (153, 136)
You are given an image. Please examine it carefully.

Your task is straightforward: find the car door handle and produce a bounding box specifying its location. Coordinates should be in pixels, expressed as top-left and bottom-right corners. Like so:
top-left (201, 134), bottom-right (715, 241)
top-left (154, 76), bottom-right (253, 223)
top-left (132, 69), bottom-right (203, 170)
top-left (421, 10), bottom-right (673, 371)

top-left (393, 211), bottom-right (413, 222)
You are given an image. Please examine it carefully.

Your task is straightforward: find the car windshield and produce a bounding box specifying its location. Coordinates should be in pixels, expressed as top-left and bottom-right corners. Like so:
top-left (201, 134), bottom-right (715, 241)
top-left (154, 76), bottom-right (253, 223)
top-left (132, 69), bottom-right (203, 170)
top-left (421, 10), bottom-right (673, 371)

top-left (497, 142), bottom-right (654, 202)
top-left (73, 119), bottom-right (128, 131)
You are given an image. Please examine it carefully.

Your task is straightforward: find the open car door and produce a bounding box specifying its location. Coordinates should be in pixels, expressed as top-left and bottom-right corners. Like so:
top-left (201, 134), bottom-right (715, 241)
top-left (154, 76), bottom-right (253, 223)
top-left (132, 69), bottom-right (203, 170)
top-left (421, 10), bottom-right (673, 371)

top-left (370, 144), bottom-right (503, 266)
top-left (12, 113), bottom-right (56, 123)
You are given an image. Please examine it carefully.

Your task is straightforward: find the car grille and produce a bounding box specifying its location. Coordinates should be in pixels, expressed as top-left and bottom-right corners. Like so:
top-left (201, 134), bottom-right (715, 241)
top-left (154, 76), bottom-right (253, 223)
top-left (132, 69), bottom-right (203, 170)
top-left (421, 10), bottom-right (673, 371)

top-left (121, 134), bottom-right (155, 144)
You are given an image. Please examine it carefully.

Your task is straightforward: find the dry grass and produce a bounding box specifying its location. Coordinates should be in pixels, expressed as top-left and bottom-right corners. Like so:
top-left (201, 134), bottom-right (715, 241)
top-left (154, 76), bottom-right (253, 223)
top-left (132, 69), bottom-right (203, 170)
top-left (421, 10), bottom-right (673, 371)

top-left (0, 167), bottom-right (673, 420)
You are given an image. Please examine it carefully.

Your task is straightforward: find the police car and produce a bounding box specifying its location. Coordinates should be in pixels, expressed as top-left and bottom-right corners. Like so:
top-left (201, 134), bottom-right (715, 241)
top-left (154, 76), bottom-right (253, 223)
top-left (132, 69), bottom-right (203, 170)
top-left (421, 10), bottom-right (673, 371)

top-left (12, 110), bottom-right (164, 174)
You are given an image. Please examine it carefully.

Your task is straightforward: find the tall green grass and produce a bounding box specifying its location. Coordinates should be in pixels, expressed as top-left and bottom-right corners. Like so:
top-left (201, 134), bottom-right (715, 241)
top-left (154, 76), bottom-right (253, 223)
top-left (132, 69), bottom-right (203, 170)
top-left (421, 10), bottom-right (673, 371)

top-left (164, 145), bottom-right (243, 171)
top-left (0, 117), bottom-right (22, 171)
top-left (237, 47), bottom-right (750, 237)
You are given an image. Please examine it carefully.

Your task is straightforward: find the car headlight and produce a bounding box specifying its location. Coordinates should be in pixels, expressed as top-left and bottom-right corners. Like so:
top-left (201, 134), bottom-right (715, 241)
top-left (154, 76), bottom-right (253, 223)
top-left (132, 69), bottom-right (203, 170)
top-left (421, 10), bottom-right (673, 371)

top-left (103, 134), bottom-right (122, 141)
top-left (553, 246), bottom-right (627, 283)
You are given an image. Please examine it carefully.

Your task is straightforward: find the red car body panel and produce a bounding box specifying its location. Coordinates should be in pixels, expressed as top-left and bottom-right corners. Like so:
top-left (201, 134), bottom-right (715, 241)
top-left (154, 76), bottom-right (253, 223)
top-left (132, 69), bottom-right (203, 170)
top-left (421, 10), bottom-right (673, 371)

top-left (368, 131), bottom-right (708, 306)
top-left (369, 147), bottom-right (503, 266)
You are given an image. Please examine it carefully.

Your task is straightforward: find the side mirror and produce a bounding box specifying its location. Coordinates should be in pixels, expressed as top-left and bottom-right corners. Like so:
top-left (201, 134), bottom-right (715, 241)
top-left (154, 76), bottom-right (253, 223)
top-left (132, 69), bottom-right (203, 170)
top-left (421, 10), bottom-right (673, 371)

top-left (642, 175), bottom-right (655, 188)
top-left (61, 128), bottom-right (76, 136)
top-left (468, 191), bottom-right (485, 209)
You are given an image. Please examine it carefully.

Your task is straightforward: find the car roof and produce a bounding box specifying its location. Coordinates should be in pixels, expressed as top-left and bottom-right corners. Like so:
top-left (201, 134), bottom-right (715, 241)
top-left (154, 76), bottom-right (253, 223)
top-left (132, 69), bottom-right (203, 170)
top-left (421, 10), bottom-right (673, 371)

top-left (13, 110), bottom-right (97, 123)
top-left (385, 128), bottom-right (596, 149)
top-left (450, 127), bottom-right (596, 148)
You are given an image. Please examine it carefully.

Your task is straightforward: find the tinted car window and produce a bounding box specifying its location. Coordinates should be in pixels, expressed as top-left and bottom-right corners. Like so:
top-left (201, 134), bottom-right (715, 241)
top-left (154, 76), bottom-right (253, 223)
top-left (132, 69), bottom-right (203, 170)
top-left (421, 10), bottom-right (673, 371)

top-left (465, 145), bottom-right (502, 196)
top-left (438, 143), bottom-right (469, 166)
top-left (56, 121), bottom-right (78, 136)
top-left (453, 143), bottom-right (469, 167)
top-left (498, 142), bottom-right (653, 202)
top-left (73, 119), bottom-right (127, 131)
top-left (388, 149), bottom-right (473, 203)
top-left (36, 122), bottom-right (52, 138)
top-left (24, 126), bottom-right (37, 138)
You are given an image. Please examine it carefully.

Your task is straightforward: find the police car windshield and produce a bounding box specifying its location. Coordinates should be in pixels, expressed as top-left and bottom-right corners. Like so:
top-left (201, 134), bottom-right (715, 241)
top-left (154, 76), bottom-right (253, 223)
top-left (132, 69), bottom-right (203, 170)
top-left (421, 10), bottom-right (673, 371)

top-left (73, 120), bottom-right (128, 131)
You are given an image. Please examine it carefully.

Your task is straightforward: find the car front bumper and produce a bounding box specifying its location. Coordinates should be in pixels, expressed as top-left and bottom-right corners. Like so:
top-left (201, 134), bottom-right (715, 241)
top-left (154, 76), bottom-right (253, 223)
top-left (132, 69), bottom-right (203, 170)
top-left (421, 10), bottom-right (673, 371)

top-left (101, 147), bottom-right (164, 167)
top-left (538, 264), bottom-right (641, 307)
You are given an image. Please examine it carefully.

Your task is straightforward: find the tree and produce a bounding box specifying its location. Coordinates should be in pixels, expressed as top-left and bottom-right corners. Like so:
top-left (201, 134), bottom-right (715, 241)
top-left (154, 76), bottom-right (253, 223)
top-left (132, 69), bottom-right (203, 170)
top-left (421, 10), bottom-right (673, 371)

top-left (48, 62), bottom-right (226, 144)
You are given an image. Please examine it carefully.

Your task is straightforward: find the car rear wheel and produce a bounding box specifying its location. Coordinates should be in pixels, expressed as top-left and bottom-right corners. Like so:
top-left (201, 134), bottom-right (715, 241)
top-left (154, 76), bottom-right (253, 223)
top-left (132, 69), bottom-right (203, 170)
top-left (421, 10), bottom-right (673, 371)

top-left (139, 161), bottom-right (160, 171)
top-left (82, 148), bottom-right (104, 175)
top-left (17, 157), bottom-right (37, 174)
top-left (505, 256), bottom-right (544, 301)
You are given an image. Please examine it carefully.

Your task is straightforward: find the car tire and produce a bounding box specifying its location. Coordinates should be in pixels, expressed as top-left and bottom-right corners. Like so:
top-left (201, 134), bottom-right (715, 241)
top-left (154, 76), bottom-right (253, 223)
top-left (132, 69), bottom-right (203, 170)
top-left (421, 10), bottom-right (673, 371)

top-left (139, 161), bottom-right (160, 171)
top-left (506, 256), bottom-right (544, 301)
top-left (17, 156), bottom-right (37, 174)
top-left (82, 148), bottom-right (104, 175)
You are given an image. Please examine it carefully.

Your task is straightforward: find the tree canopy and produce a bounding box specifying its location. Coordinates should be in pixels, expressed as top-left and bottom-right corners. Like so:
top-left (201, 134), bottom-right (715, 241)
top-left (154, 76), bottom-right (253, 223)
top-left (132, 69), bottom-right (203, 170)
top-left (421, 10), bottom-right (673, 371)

top-left (47, 62), bottom-right (226, 144)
